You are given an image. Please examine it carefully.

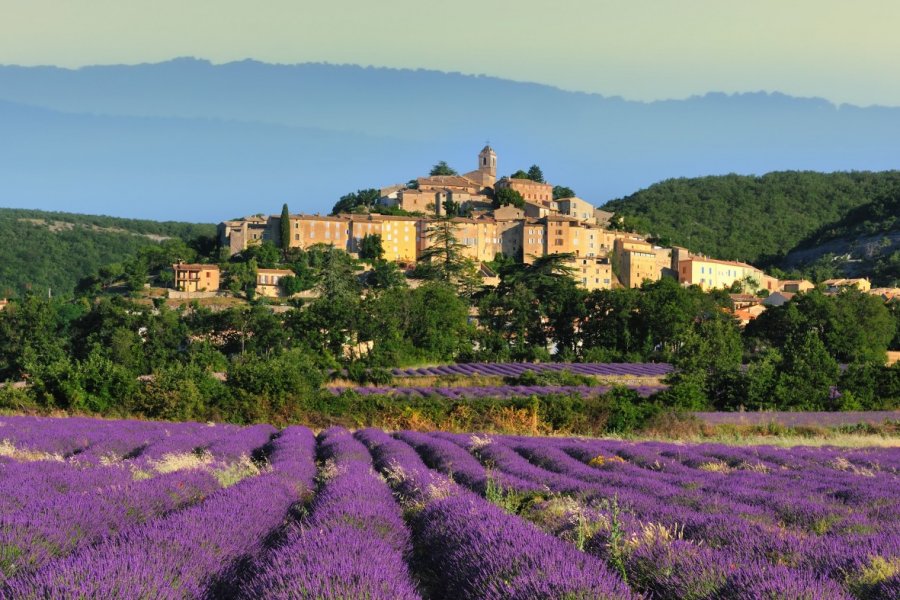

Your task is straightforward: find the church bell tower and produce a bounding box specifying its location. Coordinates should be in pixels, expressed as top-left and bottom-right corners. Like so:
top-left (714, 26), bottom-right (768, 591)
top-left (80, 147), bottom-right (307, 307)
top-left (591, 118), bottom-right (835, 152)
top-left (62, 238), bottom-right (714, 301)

top-left (478, 144), bottom-right (497, 179)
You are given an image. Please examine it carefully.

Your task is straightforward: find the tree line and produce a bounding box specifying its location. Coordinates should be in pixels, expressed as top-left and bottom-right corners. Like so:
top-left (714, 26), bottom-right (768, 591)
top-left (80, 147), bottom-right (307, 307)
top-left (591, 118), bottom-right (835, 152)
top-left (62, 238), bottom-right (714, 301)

top-left (1, 237), bottom-right (897, 426)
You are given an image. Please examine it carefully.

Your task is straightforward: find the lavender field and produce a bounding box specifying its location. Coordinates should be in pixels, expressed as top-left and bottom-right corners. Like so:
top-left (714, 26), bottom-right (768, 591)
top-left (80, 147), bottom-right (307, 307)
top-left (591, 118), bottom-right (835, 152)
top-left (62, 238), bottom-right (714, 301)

top-left (329, 384), bottom-right (667, 399)
top-left (389, 362), bottom-right (674, 378)
top-left (0, 415), bottom-right (897, 599)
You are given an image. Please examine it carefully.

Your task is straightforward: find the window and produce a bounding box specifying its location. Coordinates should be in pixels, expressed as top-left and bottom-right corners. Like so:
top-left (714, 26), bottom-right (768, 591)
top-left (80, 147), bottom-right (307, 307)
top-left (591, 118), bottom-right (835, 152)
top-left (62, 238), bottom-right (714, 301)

top-left (295, 234), bottom-right (299, 241)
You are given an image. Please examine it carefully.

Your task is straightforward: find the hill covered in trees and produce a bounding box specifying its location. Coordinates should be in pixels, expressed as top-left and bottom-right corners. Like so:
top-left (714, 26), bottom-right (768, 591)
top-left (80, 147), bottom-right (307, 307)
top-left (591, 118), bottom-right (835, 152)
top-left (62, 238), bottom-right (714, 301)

top-left (0, 208), bottom-right (215, 297)
top-left (602, 171), bottom-right (900, 283)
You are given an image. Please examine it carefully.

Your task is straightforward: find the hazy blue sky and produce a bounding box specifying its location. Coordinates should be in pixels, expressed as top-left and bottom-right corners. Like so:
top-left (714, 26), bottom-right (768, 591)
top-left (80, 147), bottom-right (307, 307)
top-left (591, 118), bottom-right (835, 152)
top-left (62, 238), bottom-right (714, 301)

top-left (2, 0), bottom-right (899, 106)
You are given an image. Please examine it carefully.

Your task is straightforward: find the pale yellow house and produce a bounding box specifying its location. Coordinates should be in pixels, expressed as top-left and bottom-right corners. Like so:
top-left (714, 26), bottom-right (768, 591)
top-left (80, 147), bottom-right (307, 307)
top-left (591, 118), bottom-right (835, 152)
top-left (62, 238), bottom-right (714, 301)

top-left (417, 217), bottom-right (501, 264)
top-left (256, 268), bottom-right (295, 297)
top-left (172, 263), bottom-right (221, 292)
top-left (678, 257), bottom-right (766, 292)
top-left (565, 257), bottom-right (614, 290)
top-left (284, 215), bottom-right (350, 251)
top-left (376, 215), bottom-right (419, 262)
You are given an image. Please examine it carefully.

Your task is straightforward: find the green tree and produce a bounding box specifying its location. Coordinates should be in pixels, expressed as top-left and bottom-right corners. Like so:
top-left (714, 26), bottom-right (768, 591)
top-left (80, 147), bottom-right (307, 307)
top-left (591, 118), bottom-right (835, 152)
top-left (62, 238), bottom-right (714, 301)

top-left (828, 289), bottom-right (895, 363)
top-left (493, 187), bottom-right (526, 209)
top-left (279, 275), bottom-right (304, 296)
top-left (331, 189), bottom-right (380, 215)
top-left (667, 316), bottom-right (743, 410)
top-left (743, 348), bottom-right (782, 411)
top-left (481, 253), bottom-right (584, 358)
top-left (226, 349), bottom-right (324, 423)
top-left (579, 287), bottom-right (642, 361)
top-left (365, 260), bottom-right (407, 291)
top-left (280, 203), bottom-right (291, 253)
top-left (293, 248), bottom-right (363, 357)
top-left (0, 294), bottom-right (70, 381)
top-left (527, 164), bottom-right (545, 183)
top-left (405, 283), bottom-right (472, 361)
top-left (123, 259), bottom-right (149, 292)
top-left (416, 219), bottom-right (477, 285)
top-left (430, 161), bottom-right (458, 176)
top-left (132, 364), bottom-right (218, 421)
top-left (773, 330), bottom-right (841, 410)
top-left (553, 185), bottom-right (576, 200)
top-left (225, 259), bottom-right (258, 299)
top-left (242, 241), bottom-right (280, 268)
top-left (510, 169), bottom-right (530, 180)
top-left (359, 234), bottom-right (385, 261)
top-left (746, 289), bottom-right (895, 364)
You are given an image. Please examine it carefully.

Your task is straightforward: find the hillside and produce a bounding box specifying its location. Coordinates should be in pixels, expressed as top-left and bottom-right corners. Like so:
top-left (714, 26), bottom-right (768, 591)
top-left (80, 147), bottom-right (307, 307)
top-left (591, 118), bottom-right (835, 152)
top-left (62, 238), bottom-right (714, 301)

top-left (782, 189), bottom-right (900, 284)
top-left (601, 171), bottom-right (900, 275)
top-left (2, 59), bottom-right (900, 220)
top-left (0, 208), bottom-right (215, 297)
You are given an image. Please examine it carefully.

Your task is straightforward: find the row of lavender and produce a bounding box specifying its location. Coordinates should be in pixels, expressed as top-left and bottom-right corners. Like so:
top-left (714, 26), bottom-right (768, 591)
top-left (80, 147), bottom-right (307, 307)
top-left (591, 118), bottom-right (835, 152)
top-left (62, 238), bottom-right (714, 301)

top-left (1, 415), bottom-right (897, 598)
top-left (331, 383), bottom-right (667, 399)
top-left (397, 429), bottom-right (900, 599)
top-left (389, 361), bottom-right (673, 378)
top-left (1, 418), bottom-right (633, 598)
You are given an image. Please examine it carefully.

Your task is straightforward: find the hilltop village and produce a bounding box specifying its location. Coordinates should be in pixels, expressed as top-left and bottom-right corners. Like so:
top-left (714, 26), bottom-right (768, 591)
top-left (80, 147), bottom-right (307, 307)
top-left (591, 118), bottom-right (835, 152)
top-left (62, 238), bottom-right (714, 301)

top-left (166, 146), bottom-right (889, 325)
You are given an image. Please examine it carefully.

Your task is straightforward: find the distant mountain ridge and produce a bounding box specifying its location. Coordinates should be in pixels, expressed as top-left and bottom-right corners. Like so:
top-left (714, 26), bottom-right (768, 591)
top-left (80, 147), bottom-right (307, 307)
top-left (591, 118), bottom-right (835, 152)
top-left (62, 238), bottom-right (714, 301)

top-left (1, 58), bottom-right (899, 221)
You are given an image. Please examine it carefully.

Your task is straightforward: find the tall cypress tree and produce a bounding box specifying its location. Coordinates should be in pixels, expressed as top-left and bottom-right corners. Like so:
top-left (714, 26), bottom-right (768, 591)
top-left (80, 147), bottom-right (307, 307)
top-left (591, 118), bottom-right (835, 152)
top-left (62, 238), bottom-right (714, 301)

top-left (280, 203), bottom-right (290, 254)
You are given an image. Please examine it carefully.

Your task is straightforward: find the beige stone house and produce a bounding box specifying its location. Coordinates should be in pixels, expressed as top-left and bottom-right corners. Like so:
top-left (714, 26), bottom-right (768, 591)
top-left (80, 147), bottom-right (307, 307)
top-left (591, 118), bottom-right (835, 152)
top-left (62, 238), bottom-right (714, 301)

top-left (256, 268), bottom-right (295, 297)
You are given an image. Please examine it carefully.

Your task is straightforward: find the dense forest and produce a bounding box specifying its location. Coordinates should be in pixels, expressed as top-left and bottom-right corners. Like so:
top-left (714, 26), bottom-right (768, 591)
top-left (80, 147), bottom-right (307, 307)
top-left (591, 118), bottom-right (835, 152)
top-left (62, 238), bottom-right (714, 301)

top-left (0, 208), bottom-right (215, 297)
top-left (602, 171), bottom-right (900, 281)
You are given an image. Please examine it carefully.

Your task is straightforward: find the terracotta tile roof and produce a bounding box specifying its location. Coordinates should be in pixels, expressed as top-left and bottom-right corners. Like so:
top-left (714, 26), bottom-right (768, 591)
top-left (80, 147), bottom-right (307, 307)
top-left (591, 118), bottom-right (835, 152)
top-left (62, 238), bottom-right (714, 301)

top-left (291, 214), bottom-right (350, 222)
top-left (257, 268), bottom-right (294, 275)
top-left (173, 263), bottom-right (219, 272)
top-left (682, 256), bottom-right (759, 270)
top-left (417, 175), bottom-right (477, 188)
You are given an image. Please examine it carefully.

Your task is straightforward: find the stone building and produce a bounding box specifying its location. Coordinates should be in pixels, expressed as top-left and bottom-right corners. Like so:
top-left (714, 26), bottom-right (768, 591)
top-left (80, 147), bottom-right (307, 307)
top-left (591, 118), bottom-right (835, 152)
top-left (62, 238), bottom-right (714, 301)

top-left (495, 177), bottom-right (554, 204)
top-left (565, 257), bottom-right (614, 291)
top-left (172, 263), bottom-right (221, 293)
